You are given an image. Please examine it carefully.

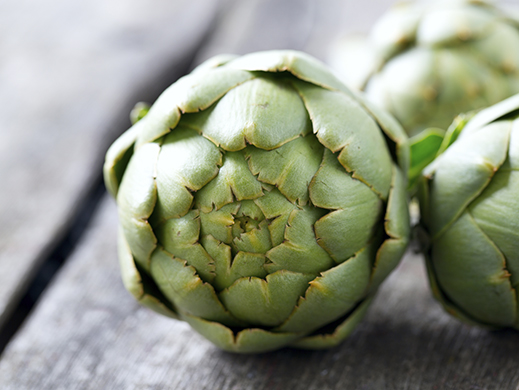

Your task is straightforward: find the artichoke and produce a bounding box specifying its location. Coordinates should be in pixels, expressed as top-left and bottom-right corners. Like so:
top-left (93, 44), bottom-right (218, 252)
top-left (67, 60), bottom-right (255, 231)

top-left (329, 0), bottom-right (519, 136)
top-left (103, 50), bottom-right (410, 353)
top-left (419, 93), bottom-right (519, 329)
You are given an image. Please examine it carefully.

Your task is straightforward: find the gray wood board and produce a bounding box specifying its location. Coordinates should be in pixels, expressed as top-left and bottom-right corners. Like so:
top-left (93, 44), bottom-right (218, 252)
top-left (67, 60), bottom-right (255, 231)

top-left (0, 0), bottom-right (220, 325)
top-left (4, 0), bottom-right (519, 388)
top-left (2, 196), bottom-right (518, 390)
top-left (194, 0), bottom-right (397, 63)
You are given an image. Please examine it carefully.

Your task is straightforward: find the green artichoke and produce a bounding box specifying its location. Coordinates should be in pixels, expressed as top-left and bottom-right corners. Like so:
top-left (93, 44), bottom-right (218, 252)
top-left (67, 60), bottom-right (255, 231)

top-left (329, 0), bottom-right (519, 136)
top-left (419, 93), bottom-right (519, 328)
top-left (103, 50), bottom-right (410, 353)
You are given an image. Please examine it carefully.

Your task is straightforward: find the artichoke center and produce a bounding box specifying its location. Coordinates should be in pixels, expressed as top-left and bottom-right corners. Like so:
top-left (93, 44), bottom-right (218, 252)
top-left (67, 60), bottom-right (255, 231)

top-left (231, 200), bottom-right (266, 239)
top-left (232, 216), bottom-right (261, 236)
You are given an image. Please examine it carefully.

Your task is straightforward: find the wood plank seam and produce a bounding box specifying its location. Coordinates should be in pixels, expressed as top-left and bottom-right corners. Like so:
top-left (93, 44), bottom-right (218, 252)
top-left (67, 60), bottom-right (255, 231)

top-left (0, 4), bottom-right (225, 356)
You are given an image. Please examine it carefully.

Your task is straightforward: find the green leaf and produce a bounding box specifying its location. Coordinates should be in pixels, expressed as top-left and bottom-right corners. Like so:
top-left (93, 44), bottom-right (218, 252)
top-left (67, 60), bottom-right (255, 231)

top-left (293, 80), bottom-right (393, 200)
top-left (469, 170), bottom-right (519, 287)
top-left (195, 151), bottom-right (263, 212)
top-left (291, 296), bottom-right (373, 349)
top-left (181, 313), bottom-right (300, 353)
top-left (153, 127), bottom-right (222, 222)
top-left (202, 235), bottom-right (268, 291)
top-left (135, 67), bottom-right (254, 147)
top-left (227, 50), bottom-right (349, 93)
top-left (245, 134), bottom-right (322, 205)
top-left (266, 207), bottom-right (335, 275)
top-left (219, 271), bottom-right (314, 327)
top-left (432, 212), bottom-right (517, 327)
top-left (117, 227), bottom-right (178, 319)
top-left (103, 125), bottom-right (140, 198)
top-left (154, 210), bottom-right (215, 283)
top-left (183, 76), bottom-right (310, 151)
top-left (370, 166), bottom-right (410, 290)
top-left (277, 244), bottom-right (374, 334)
top-left (408, 128), bottom-right (445, 189)
top-left (150, 247), bottom-right (242, 327)
top-left (425, 120), bottom-right (511, 238)
top-left (117, 142), bottom-right (160, 271)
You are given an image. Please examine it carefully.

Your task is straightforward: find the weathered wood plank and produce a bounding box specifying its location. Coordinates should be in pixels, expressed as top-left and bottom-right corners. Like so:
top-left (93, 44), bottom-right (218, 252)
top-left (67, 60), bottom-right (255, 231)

top-left (195, 0), bottom-right (396, 62)
top-left (2, 196), bottom-right (518, 390)
top-left (0, 0), bottom-right (221, 325)
top-left (4, 1), bottom-right (519, 388)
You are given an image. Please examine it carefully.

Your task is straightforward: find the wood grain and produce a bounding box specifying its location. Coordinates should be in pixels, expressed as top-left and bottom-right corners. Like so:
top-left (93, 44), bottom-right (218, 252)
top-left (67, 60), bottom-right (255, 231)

top-left (0, 0), bottom-right (220, 326)
top-left (1, 197), bottom-right (518, 390)
top-left (3, 0), bottom-right (519, 388)
top-left (194, 0), bottom-right (396, 62)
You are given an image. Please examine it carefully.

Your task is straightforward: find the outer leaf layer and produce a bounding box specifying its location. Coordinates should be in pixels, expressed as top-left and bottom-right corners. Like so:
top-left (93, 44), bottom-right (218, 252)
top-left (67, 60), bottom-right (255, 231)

top-left (106, 50), bottom-right (410, 353)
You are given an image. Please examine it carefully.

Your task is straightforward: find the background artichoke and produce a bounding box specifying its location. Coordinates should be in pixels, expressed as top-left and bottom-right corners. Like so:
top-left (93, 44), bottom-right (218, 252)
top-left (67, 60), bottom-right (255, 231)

top-left (329, 0), bottom-right (519, 136)
top-left (103, 50), bottom-right (410, 353)
top-left (419, 94), bottom-right (519, 329)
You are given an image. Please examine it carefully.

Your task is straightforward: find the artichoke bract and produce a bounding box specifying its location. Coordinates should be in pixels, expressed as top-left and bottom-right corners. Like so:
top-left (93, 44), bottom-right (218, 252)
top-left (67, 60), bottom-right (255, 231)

top-left (419, 94), bottom-right (519, 329)
top-left (329, 0), bottom-right (519, 136)
top-left (103, 50), bottom-right (410, 353)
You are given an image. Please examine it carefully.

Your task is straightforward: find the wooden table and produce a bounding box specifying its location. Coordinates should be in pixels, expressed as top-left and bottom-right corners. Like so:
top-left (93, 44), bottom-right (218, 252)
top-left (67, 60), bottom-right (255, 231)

top-left (1, 0), bottom-right (518, 388)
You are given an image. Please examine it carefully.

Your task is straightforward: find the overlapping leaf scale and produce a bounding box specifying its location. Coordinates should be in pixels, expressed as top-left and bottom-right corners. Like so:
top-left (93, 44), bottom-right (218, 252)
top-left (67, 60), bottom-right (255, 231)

top-left (181, 77), bottom-right (310, 152)
top-left (468, 119), bottom-right (519, 295)
top-left (462, 94), bottom-right (519, 136)
top-left (354, 93), bottom-right (410, 173)
top-left (416, 4), bottom-right (494, 46)
top-left (369, 3), bottom-right (421, 61)
top-left (469, 171), bottom-right (519, 287)
top-left (103, 124), bottom-right (140, 197)
top-left (106, 63), bottom-right (253, 196)
top-left (109, 50), bottom-right (412, 352)
top-left (432, 212), bottom-right (517, 327)
top-left (351, 1), bottom-right (519, 136)
top-left (116, 142), bottom-right (160, 272)
top-left (253, 188), bottom-right (298, 247)
top-left (232, 219), bottom-right (272, 254)
top-left (226, 50), bottom-right (351, 95)
top-left (309, 149), bottom-right (383, 263)
top-left (435, 50), bottom-right (506, 120)
top-left (219, 271), bottom-right (315, 327)
top-left (194, 151), bottom-right (264, 212)
top-left (117, 227), bottom-right (179, 319)
top-left (154, 210), bottom-right (215, 283)
top-left (201, 235), bottom-right (267, 292)
top-left (265, 207), bottom-right (335, 275)
top-left (365, 48), bottom-right (440, 134)
top-left (424, 251), bottom-right (495, 329)
top-left (135, 67), bottom-right (254, 148)
top-left (291, 296), bottom-right (374, 349)
top-left (153, 127), bottom-right (222, 223)
top-left (370, 166), bottom-right (410, 291)
top-left (199, 203), bottom-right (240, 244)
top-left (276, 242), bottom-right (375, 334)
top-left (149, 247), bottom-right (243, 327)
top-left (423, 101), bottom-right (519, 329)
top-left (181, 313), bottom-right (300, 353)
top-left (424, 120), bottom-right (511, 238)
top-left (244, 133), bottom-right (321, 205)
top-left (293, 79), bottom-right (393, 200)
top-left (467, 22), bottom-right (519, 75)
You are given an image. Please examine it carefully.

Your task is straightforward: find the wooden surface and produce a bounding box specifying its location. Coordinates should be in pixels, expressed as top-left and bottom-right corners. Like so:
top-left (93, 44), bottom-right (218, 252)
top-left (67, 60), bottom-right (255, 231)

top-left (0, 0), bottom-right (221, 327)
top-left (2, 0), bottom-right (519, 388)
top-left (2, 198), bottom-right (519, 390)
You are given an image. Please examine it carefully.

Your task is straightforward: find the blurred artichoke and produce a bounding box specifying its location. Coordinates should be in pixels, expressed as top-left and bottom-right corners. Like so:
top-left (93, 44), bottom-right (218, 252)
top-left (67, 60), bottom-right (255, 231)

top-left (419, 94), bottom-right (519, 328)
top-left (329, 0), bottom-right (519, 136)
top-left (104, 50), bottom-right (410, 353)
